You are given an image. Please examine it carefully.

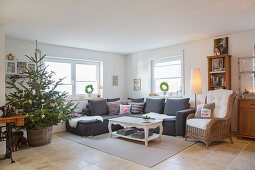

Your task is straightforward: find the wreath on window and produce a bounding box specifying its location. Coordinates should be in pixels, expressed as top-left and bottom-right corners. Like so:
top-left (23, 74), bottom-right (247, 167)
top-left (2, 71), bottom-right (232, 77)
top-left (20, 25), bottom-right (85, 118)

top-left (160, 82), bottom-right (169, 91)
top-left (85, 84), bottom-right (94, 94)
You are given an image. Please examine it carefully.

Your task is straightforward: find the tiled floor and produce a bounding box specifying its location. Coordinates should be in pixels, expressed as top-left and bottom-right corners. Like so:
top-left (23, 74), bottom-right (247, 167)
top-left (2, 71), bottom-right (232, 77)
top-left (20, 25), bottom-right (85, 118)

top-left (1, 133), bottom-right (255, 170)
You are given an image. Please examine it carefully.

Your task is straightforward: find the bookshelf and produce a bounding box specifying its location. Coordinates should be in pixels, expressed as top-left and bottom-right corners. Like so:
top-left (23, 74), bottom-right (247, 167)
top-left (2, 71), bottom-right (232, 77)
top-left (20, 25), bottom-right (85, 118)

top-left (6, 60), bottom-right (36, 78)
top-left (207, 54), bottom-right (231, 91)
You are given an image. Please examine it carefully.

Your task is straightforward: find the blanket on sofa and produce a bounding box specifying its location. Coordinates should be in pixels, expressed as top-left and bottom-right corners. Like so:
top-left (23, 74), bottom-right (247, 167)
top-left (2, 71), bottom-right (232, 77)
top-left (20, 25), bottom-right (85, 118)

top-left (69, 116), bottom-right (103, 128)
top-left (143, 112), bottom-right (175, 120)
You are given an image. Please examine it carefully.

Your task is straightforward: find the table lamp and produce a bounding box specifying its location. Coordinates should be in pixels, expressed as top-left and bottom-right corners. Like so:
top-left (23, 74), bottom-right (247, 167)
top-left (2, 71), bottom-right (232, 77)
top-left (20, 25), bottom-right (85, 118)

top-left (190, 68), bottom-right (202, 108)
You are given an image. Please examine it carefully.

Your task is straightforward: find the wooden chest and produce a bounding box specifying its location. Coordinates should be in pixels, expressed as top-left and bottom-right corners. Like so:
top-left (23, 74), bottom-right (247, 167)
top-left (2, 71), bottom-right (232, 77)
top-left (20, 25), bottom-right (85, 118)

top-left (238, 98), bottom-right (255, 138)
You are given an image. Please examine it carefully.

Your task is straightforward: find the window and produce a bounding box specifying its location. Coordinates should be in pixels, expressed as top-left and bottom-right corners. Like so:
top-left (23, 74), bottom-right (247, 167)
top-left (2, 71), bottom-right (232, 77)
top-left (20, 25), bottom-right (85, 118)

top-left (151, 56), bottom-right (184, 95)
top-left (44, 57), bottom-right (100, 97)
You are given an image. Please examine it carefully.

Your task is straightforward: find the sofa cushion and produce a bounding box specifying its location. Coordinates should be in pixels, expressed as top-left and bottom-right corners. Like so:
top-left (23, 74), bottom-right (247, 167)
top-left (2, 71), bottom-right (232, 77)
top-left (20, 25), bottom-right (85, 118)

top-left (106, 102), bottom-right (120, 115)
top-left (144, 98), bottom-right (165, 114)
top-left (107, 98), bottom-right (120, 102)
top-left (186, 118), bottom-right (212, 130)
top-left (128, 98), bottom-right (145, 103)
top-left (164, 98), bottom-right (190, 116)
top-left (88, 99), bottom-right (108, 116)
top-left (116, 100), bottom-right (129, 105)
top-left (120, 104), bottom-right (131, 114)
top-left (129, 102), bottom-right (145, 114)
top-left (78, 119), bottom-right (101, 125)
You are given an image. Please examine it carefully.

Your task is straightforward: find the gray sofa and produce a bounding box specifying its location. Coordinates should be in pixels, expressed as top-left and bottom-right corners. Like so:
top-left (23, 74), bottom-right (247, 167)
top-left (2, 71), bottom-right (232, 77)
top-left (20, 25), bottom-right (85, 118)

top-left (66, 98), bottom-right (195, 137)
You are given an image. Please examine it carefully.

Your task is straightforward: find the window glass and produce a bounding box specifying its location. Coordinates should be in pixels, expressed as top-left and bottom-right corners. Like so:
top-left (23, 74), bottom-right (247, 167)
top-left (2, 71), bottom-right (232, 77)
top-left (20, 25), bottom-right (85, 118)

top-left (76, 82), bottom-right (98, 94)
top-left (45, 62), bottom-right (71, 84)
top-left (152, 56), bottom-right (183, 95)
top-left (44, 58), bottom-right (100, 97)
top-left (76, 64), bottom-right (97, 81)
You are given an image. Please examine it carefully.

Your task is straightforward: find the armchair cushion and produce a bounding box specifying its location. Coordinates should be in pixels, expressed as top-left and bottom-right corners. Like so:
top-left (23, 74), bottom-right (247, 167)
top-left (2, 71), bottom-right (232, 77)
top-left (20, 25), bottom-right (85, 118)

top-left (195, 103), bottom-right (215, 118)
top-left (207, 89), bottom-right (233, 118)
top-left (187, 118), bottom-right (212, 130)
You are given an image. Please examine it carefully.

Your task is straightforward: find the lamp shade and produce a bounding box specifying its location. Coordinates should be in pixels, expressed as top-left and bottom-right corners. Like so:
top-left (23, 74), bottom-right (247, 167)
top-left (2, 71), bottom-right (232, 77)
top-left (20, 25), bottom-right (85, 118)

top-left (190, 68), bottom-right (202, 94)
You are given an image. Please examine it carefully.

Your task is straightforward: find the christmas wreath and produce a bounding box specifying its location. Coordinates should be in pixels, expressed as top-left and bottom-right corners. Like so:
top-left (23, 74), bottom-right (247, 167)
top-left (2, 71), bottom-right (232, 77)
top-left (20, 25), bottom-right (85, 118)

top-left (160, 82), bottom-right (169, 91)
top-left (85, 84), bottom-right (94, 93)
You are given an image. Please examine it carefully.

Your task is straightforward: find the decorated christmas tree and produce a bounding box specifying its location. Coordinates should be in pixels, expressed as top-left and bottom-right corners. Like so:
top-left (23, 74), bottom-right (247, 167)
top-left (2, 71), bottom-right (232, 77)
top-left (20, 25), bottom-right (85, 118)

top-left (6, 41), bottom-right (77, 130)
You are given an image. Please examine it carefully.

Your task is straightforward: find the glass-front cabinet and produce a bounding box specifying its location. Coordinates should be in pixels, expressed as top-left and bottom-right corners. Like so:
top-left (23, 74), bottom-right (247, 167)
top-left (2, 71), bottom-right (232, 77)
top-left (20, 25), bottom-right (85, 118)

top-left (238, 56), bottom-right (255, 98)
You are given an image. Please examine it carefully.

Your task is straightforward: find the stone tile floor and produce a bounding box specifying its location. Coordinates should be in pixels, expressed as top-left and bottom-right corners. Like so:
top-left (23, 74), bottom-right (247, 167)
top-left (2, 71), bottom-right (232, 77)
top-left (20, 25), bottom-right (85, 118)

top-left (0, 133), bottom-right (255, 170)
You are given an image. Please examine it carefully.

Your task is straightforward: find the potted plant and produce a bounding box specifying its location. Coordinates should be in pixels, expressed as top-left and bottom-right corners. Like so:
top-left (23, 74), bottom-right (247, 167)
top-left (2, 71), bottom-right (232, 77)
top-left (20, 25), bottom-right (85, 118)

top-left (160, 81), bottom-right (169, 96)
top-left (85, 84), bottom-right (94, 98)
top-left (6, 42), bottom-right (77, 147)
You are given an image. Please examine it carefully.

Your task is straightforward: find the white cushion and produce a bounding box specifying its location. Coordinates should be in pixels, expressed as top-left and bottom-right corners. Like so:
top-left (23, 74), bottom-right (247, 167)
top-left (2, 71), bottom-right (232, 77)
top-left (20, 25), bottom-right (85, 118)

top-left (187, 118), bottom-right (212, 130)
top-left (207, 89), bottom-right (233, 118)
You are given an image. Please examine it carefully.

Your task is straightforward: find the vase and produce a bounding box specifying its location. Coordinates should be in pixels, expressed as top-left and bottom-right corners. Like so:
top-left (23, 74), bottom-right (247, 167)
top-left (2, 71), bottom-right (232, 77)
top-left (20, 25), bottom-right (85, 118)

top-left (27, 126), bottom-right (53, 147)
top-left (88, 93), bottom-right (91, 98)
top-left (163, 91), bottom-right (167, 96)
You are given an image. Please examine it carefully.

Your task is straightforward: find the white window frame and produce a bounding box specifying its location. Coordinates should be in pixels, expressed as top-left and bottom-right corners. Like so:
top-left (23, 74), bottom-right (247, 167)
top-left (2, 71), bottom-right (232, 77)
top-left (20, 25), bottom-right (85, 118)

top-left (44, 56), bottom-right (101, 98)
top-left (151, 55), bottom-right (184, 96)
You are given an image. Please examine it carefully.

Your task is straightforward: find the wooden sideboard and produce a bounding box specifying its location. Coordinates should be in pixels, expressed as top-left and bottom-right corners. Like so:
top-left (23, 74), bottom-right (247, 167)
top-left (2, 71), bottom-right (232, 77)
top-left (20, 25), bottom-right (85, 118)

top-left (238, 98), bottom-right (255, 138)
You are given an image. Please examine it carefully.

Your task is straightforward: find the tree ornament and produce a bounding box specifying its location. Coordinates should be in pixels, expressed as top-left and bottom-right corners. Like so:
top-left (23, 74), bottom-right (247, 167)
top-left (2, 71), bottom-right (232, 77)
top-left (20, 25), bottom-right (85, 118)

top-left (29, 99), bottom-right (32, 104)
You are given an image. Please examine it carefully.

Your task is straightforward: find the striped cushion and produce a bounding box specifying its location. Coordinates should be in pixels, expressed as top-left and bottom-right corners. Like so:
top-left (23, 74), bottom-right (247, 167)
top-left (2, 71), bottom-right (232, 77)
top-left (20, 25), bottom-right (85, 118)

top-left (129, 102), bottom-right (145, 114)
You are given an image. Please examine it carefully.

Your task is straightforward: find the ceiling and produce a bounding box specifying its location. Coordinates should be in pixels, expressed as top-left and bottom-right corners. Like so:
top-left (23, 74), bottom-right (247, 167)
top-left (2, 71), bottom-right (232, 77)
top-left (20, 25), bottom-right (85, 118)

top-left (1, 0), bottom-right (255, 54)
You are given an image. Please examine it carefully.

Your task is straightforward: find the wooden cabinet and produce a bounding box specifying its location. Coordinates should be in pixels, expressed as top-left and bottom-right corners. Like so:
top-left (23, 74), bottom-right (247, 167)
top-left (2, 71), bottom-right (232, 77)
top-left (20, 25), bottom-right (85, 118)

top-left (238, 98), bottom-right (255, 138)
top-left (207, 54), bottom-right (231, 91)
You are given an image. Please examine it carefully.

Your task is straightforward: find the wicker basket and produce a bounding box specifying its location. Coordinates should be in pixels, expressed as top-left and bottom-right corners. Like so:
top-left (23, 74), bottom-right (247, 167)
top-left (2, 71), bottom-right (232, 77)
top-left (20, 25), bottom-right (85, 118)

top-left (27, 126), bottom-right (53, 147)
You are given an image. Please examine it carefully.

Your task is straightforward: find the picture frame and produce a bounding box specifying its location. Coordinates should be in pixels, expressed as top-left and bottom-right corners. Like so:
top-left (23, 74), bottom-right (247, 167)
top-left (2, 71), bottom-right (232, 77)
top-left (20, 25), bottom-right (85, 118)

top-left (112, 75), bottom-right (118, 86)
top-left (214, 37), bottom-right (228, 55)
top-left (134, 79), bottom-right (141, 91)
top-left (7, 62), bottom-right (15, 73)
top-left (212, 58), bottom-right (224, 72)
top-left (17, 62), bottom-right (27, 74)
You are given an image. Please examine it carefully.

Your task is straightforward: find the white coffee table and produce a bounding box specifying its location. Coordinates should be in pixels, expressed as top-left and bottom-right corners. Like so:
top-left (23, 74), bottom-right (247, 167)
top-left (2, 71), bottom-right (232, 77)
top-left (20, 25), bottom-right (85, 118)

top-left (108, 116), bottom-right (163, 147)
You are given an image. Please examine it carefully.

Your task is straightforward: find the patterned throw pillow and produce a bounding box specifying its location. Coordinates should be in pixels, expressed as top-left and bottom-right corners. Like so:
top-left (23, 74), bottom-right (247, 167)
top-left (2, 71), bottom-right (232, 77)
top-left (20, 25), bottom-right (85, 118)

top-left (200, 109), bottom-right (212, 118)
top-left (129, 102), bottom-right (145, 114)
top-left (120, 105), bottom-right (131, 114)
top-left (195, 103), bottom-right (215, 119)
top-left (106, 102), bottom-right (120, 115)
top-left (116, 100), bottom-right (129, 105)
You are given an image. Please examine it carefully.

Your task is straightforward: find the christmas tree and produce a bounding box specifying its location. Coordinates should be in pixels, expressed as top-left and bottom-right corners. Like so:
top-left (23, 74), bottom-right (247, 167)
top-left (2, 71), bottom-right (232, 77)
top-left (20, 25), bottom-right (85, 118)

top-left (6, 41), bottom-right (77, 130)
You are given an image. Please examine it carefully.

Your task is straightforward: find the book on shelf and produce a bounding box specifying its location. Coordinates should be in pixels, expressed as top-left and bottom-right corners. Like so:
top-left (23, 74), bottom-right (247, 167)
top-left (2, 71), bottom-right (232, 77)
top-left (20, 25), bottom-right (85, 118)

top-left (210, 75), bottom-right (226, 87)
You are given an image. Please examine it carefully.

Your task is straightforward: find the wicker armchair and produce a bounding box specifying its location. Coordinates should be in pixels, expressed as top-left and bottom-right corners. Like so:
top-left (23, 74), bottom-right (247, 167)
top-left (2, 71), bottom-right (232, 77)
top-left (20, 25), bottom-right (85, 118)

top-left (185, 89), bottom-right (237, 148)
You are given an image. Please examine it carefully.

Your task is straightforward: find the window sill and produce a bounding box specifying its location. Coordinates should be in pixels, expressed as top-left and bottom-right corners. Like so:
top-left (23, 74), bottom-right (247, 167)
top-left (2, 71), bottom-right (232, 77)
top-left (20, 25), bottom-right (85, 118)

top-left (148, 95), bottom-right (183, 98)
top-left (65, 97), bottom-right (103, 102)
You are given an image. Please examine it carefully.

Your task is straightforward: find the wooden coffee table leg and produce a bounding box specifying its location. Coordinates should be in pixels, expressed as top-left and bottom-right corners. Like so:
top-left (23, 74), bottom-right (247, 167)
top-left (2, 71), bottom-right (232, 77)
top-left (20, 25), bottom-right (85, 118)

top-left (159, 123), bottom-right (163, 141)
top-left (108, 121), bottom-right (112, 138)
top-left (144, 127), bottom-right (149, 147)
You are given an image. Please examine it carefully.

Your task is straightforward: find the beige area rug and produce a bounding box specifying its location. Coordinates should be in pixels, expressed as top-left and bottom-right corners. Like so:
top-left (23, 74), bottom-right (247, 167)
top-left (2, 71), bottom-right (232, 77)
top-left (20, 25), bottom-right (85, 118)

top-left (61, 133), bottom-right (195, 167)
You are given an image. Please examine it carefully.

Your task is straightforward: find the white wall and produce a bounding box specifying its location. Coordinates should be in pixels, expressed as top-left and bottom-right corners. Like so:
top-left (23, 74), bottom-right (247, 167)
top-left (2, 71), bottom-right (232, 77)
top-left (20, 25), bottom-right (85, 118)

top-left (126, 29), bottom-right (255, 131)
top-left (0, 25), bottom-right (5, 107)
top-left (0, 24), bottom-right (5, 155)
top-left (5, 38), bottom-right (127, 132)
